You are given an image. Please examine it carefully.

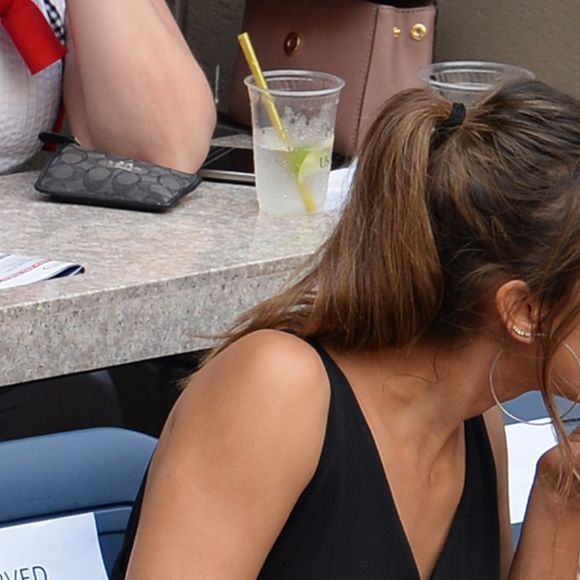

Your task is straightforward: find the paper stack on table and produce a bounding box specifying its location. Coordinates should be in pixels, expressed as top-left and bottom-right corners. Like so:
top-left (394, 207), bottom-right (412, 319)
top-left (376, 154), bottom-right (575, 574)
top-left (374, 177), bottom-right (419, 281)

top-left (0, 254), bottom-right (84, 290)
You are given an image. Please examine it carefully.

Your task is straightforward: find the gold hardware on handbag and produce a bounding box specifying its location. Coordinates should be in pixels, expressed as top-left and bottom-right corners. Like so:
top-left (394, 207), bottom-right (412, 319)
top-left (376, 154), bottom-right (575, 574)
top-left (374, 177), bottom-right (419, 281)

top-left (410, 23), bottom-right (428, 40)
top-left (229, 0), bottom-right (437, 156)
top-left (283, 32), bottom-right (301, 56)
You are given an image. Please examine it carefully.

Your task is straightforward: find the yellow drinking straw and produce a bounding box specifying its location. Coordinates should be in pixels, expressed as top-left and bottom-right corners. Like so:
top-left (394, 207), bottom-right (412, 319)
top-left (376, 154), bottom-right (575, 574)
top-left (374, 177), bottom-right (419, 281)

top-left (237, 32), bottom-right (316, 214)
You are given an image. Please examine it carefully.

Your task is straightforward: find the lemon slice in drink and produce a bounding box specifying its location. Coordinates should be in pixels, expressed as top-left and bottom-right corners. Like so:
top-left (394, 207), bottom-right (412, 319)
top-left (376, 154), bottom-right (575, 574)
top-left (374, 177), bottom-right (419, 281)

top-left (281, 144), bottom-right (331, 214)
top-left (292, 145), bottom-right (331, 183)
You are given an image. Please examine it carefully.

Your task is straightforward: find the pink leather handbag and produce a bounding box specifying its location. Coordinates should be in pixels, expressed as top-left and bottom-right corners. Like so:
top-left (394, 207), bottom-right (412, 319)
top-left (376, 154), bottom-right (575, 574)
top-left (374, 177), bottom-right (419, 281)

top-left (229, 0), bottom-right (437, 156)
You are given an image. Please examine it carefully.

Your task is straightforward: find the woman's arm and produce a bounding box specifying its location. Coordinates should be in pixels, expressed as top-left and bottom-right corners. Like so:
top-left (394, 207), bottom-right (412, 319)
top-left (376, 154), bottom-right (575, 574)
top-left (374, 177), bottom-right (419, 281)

top-left (125, 330), bottom-right (330, 579)
top-left (508, 427), bottom-right (580, 579)
top-left (63, 0), bottom-right (216, 172)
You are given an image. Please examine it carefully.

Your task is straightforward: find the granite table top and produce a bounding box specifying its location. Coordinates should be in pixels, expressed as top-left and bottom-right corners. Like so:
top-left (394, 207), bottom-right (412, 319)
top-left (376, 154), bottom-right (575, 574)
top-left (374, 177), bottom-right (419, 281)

top-left (0, 170), bottom-right (337, 387)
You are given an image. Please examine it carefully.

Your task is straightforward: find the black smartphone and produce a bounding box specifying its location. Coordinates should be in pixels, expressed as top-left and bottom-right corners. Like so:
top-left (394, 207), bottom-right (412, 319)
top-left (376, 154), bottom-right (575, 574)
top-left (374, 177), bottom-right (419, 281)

top-left (199, 146), bottom-right (255, 184)
top-left (199, 146), bottom-right (347, 185)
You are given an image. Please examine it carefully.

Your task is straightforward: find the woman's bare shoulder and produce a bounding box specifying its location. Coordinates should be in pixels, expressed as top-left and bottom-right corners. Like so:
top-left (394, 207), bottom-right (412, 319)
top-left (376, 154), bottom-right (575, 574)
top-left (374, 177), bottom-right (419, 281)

top-left (166, 329), bottom-right (331, 481)
top-left (184, 329), bottom-right (328, 404)
top-left (127, 332), bottom-right (331, 578)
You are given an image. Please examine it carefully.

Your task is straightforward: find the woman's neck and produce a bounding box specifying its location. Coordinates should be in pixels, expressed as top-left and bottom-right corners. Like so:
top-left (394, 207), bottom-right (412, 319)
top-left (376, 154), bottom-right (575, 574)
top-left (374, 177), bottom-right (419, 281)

top-left (326, 334), bottom-right (503, 456)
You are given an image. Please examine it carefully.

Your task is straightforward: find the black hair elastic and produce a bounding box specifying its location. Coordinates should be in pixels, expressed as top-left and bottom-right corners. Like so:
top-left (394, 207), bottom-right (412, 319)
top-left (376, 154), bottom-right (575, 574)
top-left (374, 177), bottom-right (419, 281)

top-left (432, 102), bottom-right (467, 148)
top-left (440, 102), bottom-right (467, 130)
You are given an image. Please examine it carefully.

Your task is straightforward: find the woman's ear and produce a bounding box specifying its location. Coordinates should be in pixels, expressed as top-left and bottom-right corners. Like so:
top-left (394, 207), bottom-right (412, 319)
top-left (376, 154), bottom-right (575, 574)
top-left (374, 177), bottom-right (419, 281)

top-left (495, 280), bottom-right (539, 344)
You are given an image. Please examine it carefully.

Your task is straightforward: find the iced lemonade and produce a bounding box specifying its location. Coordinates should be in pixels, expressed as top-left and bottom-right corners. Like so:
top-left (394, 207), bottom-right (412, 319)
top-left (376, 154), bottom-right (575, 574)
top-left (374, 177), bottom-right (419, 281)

top-left (253, 127), bottom-right (333, 216)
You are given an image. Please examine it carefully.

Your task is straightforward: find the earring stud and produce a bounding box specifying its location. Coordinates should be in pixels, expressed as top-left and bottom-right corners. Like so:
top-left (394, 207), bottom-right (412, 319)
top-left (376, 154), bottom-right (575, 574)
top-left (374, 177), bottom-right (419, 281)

top-left (512, 325), bottom-right (532, 338)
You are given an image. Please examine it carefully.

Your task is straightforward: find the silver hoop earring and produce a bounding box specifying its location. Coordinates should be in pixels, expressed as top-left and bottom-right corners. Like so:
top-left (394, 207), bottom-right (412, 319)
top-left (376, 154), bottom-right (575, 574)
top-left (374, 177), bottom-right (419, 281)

top-left (489, 343), bottom-right (580, 426)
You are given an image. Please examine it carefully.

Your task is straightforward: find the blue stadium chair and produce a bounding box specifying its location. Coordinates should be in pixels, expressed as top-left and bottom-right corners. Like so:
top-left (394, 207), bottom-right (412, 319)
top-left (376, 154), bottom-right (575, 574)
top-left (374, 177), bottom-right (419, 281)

top-left (0, 428), bottom-right (157, 577)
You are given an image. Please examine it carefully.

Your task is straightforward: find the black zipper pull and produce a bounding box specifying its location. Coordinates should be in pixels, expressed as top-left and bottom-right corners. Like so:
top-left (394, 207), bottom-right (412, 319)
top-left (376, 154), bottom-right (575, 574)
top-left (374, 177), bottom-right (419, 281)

top-left (38, 131), bottom-right (79, 146)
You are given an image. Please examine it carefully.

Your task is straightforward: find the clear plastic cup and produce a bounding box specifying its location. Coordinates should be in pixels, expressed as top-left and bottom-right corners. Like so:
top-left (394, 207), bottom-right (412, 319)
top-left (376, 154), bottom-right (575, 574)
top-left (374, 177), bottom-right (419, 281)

top-left (418, 61), bottom-right (535, 104)
top-left (244, 70), bottom-right (344, 216)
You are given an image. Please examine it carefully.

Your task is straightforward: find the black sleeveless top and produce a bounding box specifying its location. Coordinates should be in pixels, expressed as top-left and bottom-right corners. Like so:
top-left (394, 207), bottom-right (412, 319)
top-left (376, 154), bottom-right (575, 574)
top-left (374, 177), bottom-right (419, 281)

top-left (113, 341), bottom-right (500, 579)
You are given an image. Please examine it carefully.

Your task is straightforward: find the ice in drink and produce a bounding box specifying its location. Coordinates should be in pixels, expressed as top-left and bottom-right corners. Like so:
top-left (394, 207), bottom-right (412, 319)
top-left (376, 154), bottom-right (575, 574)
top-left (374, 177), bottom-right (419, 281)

top-left (254, 127), bottom-right (333, 216)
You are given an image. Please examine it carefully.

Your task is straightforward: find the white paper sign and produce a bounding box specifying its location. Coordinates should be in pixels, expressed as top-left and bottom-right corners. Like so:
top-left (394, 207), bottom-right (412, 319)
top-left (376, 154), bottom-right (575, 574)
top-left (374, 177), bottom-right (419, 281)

top-left (505, 420), bottom-right (557, 524)
top-left (0, 513), bottom-right (108, 580)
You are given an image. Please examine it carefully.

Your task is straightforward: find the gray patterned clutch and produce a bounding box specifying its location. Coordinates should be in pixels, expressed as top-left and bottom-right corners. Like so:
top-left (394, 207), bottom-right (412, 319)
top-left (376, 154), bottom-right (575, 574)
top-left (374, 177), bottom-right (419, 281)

top-left (34, 133), bottom-right (202, 212)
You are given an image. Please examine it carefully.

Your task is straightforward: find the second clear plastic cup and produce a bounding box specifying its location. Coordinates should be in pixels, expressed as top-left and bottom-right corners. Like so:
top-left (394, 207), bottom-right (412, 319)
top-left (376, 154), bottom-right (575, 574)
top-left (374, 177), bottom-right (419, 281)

top-left (244, 70), bottom-right (345, 216)
top-left (418, 61), bottom-right (535, 104)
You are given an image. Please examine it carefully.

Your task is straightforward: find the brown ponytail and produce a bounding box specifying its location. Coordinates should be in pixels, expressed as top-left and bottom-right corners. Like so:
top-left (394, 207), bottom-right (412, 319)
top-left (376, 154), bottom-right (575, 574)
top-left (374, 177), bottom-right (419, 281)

top-left (317, 90), bottom-right (455, 348)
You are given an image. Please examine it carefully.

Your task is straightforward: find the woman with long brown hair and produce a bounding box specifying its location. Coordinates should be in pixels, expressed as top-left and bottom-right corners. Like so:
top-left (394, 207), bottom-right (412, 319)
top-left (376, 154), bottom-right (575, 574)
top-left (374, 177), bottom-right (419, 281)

top-left (115, 78), bottom-right (580, 579)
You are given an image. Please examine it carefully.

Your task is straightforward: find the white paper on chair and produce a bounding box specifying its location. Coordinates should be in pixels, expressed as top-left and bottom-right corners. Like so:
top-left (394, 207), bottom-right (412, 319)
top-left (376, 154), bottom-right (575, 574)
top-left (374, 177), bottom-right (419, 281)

top-left (505, 420), bottom-right (557, 525)
top-left (0, 512), bottom-right (108, 580)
